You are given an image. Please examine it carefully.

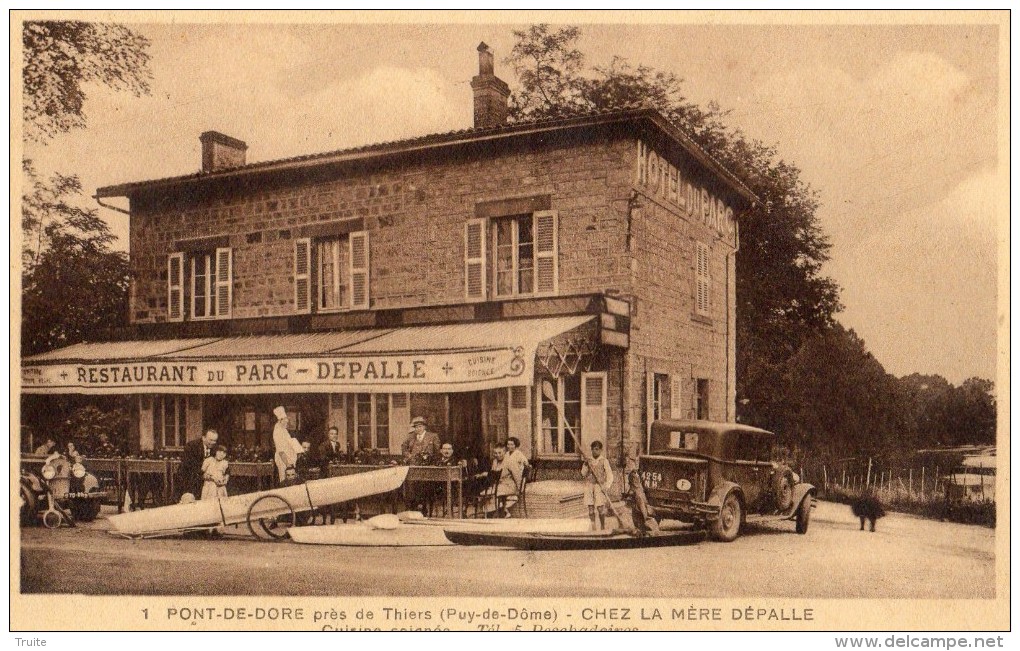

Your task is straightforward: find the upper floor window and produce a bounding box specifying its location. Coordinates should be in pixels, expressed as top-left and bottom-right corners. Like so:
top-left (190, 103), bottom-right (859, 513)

top-left (464, 210), bottom-right (558, 301)
top-left (167, 247), bottom-right (232, 322)
top-left (294, 232), bottom-right (370, 313)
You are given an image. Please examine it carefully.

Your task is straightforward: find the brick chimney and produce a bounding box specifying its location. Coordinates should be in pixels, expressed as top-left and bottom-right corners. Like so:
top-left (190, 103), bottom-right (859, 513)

top-left (200, 131), bottom-right (248, 172)
top-left (470, 42), bottom-right (510, 129)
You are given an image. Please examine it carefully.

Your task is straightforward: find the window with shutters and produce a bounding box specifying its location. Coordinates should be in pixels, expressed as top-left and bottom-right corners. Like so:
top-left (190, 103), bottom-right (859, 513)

top-left (539, 374), bottom-right (580, 455)
top-left (695, 242), bottom-right (711, 317)
top-left (155, 396), bottom-right (186, 448)
top-left (295, 232), bottom-right (369, 313)
top-left (486, 210), bottom-right (558, 298)
top-left (353, 393), bottom-right (390, 450)
top-left (169, 248), bottom-right (231, 321)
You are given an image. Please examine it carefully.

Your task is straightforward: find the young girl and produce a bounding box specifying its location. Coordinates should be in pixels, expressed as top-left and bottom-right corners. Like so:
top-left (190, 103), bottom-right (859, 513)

top-left (201, 444), bottom-right (230, 500)
top-left (580, 440), bottom-right (614, 530)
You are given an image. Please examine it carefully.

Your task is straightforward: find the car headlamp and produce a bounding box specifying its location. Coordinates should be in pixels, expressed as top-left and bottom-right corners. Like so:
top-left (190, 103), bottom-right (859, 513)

top-left (41, 465), bottom-right (57, 480)
top-left (72, 463), bottom-right (87, 479)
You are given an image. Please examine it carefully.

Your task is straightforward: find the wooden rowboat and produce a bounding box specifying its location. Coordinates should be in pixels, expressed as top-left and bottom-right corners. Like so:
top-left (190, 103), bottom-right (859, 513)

top-left (443, 528), bottom-right (706, 550)
top-left (288, 516), bottom-right (594, 547)
top-left (107, 466), bottom-right (408, 537)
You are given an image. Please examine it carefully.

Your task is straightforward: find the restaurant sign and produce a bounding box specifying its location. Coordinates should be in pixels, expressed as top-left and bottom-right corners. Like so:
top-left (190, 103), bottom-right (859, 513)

top-left (21, 347), bottom-right (529, 395)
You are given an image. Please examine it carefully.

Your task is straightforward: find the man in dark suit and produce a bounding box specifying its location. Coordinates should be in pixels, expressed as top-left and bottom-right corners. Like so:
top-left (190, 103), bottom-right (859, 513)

top-left (177, 429), bottom-right (218, 500)
top-left (317, 426), bottom-right (343, 475)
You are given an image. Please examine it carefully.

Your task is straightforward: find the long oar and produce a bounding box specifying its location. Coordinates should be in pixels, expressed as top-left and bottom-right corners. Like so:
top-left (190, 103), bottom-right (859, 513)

top-left (541, 380), bottom-right (627, 528)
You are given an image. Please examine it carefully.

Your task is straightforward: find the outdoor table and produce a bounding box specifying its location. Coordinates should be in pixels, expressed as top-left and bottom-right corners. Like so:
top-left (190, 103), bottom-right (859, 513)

top-left (124, 459), bottom-right (170, 509)
top-left (230, 461), bottom-right (275, 492)
top-left (328, 464), bottom-right (464, 518)
top-left (88, 458), bottom-right (125, 512)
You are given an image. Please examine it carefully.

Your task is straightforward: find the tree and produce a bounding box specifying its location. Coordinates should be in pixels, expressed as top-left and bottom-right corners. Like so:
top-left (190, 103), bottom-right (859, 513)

top-left (21, 20), bottom-right (150, 355)
top-left (23, 20), bottom-right (151, 143)
top-left (505, 25), bottom-right (842, 427)
top-left (768, 325), bottom-right (908, 458)
top-left (21, 161), bottom-right (129, 356)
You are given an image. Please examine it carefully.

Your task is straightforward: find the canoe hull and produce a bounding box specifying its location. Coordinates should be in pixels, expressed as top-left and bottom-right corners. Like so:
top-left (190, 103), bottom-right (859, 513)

top-left (107, 466), bottom-right (408, 536)
top-left (443, 528), bottom-right (706, 550)
top-left (402, 517), bottom-right (592, 534)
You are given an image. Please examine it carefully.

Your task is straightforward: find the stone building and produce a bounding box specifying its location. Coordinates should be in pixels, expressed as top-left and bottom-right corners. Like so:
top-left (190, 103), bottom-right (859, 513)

top-left (22, 44), bottom-right (755, 478)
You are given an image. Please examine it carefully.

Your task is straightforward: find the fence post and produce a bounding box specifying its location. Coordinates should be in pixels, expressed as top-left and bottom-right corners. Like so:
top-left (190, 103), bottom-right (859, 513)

top-left (866, 457), bottom-right (873, 489)
top-left (921, 466), bottom-right (926, 496)
top-left (823, 465), bottom-right (828, 491)
top-left (909, 468), bottom-right (913, 497)
top-left (979, 462), bottom-right (984, 501)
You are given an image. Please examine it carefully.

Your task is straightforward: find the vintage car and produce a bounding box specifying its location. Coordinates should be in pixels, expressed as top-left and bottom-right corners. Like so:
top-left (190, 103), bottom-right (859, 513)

top-left (638, 420), bottom-right (815, 542)
top-left (20, 453), bottom-right (107, 528)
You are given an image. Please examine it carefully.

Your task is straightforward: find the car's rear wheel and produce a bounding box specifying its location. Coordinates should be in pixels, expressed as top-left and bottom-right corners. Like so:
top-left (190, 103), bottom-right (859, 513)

top-left (795, 496), bottom-right (812, 534)
top-left (711, 492), bottom-right (742, 542)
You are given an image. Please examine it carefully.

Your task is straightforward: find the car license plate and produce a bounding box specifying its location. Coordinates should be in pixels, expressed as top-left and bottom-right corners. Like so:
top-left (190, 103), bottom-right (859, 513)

top-left (640, 470), bottom-right (662, 489)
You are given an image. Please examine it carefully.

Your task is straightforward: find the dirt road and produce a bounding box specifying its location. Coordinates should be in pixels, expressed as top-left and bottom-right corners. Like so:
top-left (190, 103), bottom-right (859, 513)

top-left (19, 500), bottom-right (994, 598)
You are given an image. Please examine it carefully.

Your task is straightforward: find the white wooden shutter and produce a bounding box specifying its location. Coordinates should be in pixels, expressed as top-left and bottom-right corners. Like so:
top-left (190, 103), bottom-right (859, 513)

top-left (167, 252), bottom-right (184, 322)
top-left (139, 395), bottom-right (155, 452)
top-left (645, 370), bottom-right (656, 451)
top-left (534, 210), bottom-right (558, 295)
top-left (508, 385), bottom-right (532, 459)
top-left (388, 393), bottom-right (410, 455)
top-left (185, 395), bottom-right (203, 443)
top-left (214, 247), bottom-right (232, 318)
top-left (696, 242), bottom-right (710, 316)
top-left (671, 376), bottom-right (683, 419)
top-left (294, 238), bottom-right (311, 314)
top-left (464, 218), bottom-right (486, 300)
top-left (349, 231), bottom-right (369, 309)
top-left (581, 372), bottom-right (607, 450)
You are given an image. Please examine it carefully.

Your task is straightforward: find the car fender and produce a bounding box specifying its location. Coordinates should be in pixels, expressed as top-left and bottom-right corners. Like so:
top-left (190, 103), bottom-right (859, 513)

top-left (785, 483), bottom-right (816, 518)
top-left (706, 481), bottom-right (744, 513)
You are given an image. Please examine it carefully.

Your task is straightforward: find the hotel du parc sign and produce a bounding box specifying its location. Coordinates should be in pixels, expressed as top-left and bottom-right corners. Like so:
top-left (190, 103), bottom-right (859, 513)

top-left (637, 139), bottom-right (736, 238)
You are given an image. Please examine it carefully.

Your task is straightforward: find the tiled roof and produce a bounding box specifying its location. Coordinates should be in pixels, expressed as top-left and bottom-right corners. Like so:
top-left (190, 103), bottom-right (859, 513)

top-left (95, 106), bottom-right (757, 203)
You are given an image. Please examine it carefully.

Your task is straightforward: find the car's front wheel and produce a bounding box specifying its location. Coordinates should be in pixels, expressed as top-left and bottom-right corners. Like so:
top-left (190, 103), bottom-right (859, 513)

top-left (711, 492), bottom-right (742, 542)
top-left (795, 496), bottom-right (812, 534)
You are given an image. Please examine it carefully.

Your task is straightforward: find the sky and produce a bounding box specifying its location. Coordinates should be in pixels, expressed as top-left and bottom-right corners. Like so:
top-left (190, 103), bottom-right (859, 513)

top-left (21, 14), bottom-right (1005, 385)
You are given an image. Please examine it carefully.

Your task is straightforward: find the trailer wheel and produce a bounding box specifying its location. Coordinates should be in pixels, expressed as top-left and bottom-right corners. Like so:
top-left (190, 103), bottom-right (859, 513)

top-left (246, 494), bottom-right (296, 541)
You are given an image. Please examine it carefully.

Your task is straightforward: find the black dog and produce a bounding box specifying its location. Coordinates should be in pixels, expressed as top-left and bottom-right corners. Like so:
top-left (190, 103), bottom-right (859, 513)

top-left (851, 494), bottom-right (886, 531)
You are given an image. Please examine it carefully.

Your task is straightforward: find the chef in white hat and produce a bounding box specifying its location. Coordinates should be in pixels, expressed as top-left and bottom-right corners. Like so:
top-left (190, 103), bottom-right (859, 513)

top-left (272, 405), bottom-right (298, 482)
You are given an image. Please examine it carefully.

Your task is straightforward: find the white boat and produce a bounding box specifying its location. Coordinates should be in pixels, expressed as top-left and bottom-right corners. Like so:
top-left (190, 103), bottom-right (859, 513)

top-left (289, 522), bottom-right (454, 546)
top-left (107, 466), bottom-right (408, 536)
top-left (401, 517), bottom-right (593, 533)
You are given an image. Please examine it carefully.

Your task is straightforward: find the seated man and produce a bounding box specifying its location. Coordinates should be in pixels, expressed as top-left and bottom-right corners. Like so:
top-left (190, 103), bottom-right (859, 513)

top-left (425, 443), bottom-right (466, 516)
top-left (478, 443), bottom-right (522, 517)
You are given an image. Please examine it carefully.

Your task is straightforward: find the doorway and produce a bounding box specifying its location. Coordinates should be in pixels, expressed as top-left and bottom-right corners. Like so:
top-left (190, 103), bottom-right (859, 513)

top-left (448, 391), bottom-right (483, 463)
